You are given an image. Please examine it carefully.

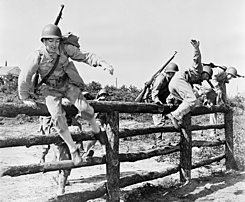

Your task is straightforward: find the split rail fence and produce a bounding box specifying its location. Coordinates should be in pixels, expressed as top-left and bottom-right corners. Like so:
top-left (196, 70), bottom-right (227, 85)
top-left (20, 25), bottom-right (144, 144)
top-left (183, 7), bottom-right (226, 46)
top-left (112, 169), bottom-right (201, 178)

top-left (0, 101), bottom-right (237, 201)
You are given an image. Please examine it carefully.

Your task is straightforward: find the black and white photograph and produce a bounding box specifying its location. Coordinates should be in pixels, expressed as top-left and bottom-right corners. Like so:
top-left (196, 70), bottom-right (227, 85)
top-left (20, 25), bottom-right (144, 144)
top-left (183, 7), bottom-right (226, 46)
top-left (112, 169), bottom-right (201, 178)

top-left (0, 0), bottom-right (245, 201)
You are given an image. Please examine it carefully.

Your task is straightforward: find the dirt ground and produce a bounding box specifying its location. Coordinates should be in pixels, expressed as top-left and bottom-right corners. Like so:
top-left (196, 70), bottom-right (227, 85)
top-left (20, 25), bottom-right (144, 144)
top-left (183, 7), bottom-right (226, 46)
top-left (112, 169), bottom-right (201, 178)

top-left (0, 118), bottom-right (245, 202)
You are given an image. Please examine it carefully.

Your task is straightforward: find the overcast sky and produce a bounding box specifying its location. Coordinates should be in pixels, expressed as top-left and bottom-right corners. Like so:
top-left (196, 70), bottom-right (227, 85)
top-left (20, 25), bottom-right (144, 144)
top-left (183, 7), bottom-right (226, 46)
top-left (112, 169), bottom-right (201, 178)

top-left (1, 0), bottom-right (245, 96)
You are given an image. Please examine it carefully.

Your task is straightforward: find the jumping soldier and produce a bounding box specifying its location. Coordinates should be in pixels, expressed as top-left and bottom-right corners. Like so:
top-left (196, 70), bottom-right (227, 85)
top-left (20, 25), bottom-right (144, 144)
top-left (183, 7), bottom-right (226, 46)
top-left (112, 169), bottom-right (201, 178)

top-left (18, 24), bottom-right (114, 166)
top-left (167, 39), bottom-right (213, 129)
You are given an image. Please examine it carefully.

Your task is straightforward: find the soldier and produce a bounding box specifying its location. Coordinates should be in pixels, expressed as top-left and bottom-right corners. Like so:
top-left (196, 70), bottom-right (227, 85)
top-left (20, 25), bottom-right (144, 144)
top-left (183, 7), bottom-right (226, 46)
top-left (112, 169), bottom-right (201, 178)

top-left (208, 65), bottom-right (238, 136)
top-left (151, 63), bottom-right (179, 127)
top-left (210, 66), bottom-right (238, 104)
top-left (38, 115), bottom-right (77, 195)
top-left (167, 39), bottom-right (213, 129)
top-left (83, 88), bottom-right (110, 157)
top-left (18, 24), bottom-right (114, 165)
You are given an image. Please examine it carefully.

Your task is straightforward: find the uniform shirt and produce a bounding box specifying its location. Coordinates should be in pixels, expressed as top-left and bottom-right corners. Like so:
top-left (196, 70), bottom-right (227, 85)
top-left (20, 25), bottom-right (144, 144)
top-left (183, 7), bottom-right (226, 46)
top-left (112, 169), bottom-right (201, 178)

top-left (210, 67), bottom-right (228, 103)
top-left (18, 43), bottom-right (104, 100)
top-left (184, 45), bottom-right (203, 84)
top-left (210, 67), bottom-right (227, 90)
top-left (151, 72), bottom-right (171, 104)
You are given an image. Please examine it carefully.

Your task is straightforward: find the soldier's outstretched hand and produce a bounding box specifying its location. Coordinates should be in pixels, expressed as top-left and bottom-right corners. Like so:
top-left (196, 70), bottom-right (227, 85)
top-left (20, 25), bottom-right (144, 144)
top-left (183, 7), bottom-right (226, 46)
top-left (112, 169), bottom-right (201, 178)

top-left (100, 61), bottom-right (114, 75)
top-left (190, 39), bottom-right (200, 48)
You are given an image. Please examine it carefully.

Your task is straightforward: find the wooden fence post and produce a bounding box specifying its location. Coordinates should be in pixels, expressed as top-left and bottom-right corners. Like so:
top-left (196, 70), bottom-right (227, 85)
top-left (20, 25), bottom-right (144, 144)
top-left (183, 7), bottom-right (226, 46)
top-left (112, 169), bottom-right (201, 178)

top-left (105, 111), bottom-right (120, 202)
top-left (179, 113), bottom-right (192, 183)
top-left (224, 108), bottom-right (238, 170)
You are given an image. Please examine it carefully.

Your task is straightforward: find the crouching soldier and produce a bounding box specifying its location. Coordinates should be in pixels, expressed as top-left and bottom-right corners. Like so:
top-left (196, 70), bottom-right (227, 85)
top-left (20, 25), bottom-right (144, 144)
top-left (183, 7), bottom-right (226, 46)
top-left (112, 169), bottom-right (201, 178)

top-left (18, 24), bottom-right (114, 166)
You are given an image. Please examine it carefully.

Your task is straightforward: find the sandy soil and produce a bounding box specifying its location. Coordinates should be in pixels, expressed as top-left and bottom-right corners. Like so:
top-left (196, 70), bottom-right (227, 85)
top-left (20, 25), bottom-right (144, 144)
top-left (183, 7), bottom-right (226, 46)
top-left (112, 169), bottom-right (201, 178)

top-left (1, 119), bottom-right (245, 202)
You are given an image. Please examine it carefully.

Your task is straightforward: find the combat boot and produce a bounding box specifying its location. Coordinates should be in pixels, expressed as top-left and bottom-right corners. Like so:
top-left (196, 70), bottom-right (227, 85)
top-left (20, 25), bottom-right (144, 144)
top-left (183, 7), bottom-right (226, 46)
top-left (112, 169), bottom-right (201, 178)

top-left (94, 129), bottom-right (108, 145)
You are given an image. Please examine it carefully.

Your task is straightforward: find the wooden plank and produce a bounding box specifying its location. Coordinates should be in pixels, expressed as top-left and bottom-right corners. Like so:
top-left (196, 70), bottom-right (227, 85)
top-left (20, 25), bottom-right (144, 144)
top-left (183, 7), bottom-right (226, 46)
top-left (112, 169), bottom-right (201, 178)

top-left (0, 102), bottom-right (229, 118)
top-left (0, 124), bottom-right (225, 148)
top-left (0, 140), bottom-right (225, 177)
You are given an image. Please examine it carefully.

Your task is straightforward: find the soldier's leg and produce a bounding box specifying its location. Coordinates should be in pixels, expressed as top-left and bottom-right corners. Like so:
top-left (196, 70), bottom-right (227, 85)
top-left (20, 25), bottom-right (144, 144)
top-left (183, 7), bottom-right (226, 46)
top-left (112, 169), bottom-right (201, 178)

top-left (152, 114), bottom-right (165, 140)
top-left (40, 145), bottom-right (51, 163)
top-left (45, 95), bottom-right (81, 165)
top-left (56, 143), bottom-right (71, 195)
top-left (168, 78), bottom-right (197, 129)
top-left (210, 113), bottom-right (217, 137)
top-left (65, 85), bottom-right (107, 145)
top-left (83, 140), bottom-right (97, 157)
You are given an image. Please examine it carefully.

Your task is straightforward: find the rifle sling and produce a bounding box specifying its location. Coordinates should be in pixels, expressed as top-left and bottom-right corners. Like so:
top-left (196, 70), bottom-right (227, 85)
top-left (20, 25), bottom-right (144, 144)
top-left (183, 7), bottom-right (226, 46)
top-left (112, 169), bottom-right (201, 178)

top-left (35, 55), bottom-right (60, 90)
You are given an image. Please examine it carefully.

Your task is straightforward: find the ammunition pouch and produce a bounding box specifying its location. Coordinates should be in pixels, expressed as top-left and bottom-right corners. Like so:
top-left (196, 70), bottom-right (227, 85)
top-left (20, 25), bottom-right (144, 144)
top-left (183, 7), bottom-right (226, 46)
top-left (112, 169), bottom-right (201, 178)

top-left (46, 74), bottom-right (68, 88)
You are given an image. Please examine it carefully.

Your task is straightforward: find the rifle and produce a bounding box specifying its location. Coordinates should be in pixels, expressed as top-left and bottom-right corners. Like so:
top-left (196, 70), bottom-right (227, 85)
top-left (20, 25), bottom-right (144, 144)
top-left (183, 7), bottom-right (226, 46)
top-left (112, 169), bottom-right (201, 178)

top-left (33, 5), bottom-right (65, 94)
top-left (135, 51), bottom-right (178, 102)
top-left (203, 62), bottom-right (245, 78)
top-left (54, 4), bottom-right (65, 25)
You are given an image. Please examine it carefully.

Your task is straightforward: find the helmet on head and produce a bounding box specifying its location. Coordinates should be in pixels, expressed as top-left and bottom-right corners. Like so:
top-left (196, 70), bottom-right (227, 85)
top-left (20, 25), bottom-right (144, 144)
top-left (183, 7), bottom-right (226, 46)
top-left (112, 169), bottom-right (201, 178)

top-left (41, 24), bottom-right (62, 42)
top-left (226, 66), bottom-right (237, 78)
top-left (202, 65), bottom-right (213, 78)
top-left (164, 63), bottom-right (179, 73)
top-left (97, 88), bottom-right (109, 98)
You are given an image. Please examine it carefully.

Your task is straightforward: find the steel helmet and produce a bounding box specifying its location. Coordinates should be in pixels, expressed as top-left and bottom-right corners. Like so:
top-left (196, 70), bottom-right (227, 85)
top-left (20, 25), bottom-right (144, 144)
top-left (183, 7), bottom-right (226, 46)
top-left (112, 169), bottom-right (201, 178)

top-left (202, 65), bottom-right (213, 78)
top-left (41, 24), bottom-right (62, 42)
top-left (164, 63), bottom-right (179, 73)
top-left (82, 91), bottom-right (89, 96)
top-left (226, 66), bottom-right (237, 78)
top-left (97, 88), bottom-right (108, 97)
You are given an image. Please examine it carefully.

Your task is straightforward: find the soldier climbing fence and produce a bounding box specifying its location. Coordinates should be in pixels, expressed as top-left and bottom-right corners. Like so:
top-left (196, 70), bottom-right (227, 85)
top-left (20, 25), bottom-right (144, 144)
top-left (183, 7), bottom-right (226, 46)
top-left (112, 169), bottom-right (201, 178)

top-left (0, 101), bottom-right (237, 202)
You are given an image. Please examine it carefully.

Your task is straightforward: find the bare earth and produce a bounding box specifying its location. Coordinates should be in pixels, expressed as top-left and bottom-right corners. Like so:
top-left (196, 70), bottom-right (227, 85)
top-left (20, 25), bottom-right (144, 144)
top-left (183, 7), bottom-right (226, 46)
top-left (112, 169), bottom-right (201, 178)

top-left (0, 119), bottom-right (245, 202)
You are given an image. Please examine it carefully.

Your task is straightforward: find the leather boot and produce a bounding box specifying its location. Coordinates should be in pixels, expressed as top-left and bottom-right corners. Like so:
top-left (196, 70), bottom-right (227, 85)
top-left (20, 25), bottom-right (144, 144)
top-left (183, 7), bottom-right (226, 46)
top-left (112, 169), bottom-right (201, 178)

top-left (94, 130), bottom-right (108, 145)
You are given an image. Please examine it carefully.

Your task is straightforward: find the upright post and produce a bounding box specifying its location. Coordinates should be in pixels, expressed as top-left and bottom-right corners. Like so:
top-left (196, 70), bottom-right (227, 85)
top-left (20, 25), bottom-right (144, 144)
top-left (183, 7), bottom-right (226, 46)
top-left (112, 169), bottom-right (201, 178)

top-left (224, 108), bottom-right (238, 170)
top-left (179, 113), bottom-right (192, 183)
top-left (105, 111), bottom-right (120, 202)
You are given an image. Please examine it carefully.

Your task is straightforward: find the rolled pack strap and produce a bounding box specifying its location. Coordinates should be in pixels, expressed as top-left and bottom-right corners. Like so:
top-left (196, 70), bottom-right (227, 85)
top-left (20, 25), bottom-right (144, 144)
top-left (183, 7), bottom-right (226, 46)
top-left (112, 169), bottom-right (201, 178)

top-left (35, 55), bottom-right (60, 91)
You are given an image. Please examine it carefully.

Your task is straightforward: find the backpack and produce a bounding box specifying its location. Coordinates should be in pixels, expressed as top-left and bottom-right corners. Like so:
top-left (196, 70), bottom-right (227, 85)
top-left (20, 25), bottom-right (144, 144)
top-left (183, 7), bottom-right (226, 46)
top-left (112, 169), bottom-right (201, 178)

top-left (62, 32), bottom-right (80, 48)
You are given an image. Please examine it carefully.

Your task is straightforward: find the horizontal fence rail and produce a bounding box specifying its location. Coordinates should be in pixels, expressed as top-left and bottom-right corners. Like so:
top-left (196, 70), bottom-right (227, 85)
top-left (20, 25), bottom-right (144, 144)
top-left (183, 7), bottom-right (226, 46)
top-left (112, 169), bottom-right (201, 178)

top-left (0, 140), bottom-right (226, 177)
top-left (0, 124), bottom-right (225, 148)
top-left (0, 101), bottom-right (229, 117)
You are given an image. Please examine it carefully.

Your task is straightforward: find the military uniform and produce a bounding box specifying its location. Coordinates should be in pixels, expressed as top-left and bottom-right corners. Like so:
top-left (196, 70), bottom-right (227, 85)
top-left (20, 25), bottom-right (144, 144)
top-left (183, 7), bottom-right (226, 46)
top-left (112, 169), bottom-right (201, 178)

top-left (209, 67), bottom-right (227, 136)
top-left (151, 72), bottom-right (171, 126)
top-left (168, 41), bottom-right (203, 122)
top-left (18, 24), bottom-right (113, 166)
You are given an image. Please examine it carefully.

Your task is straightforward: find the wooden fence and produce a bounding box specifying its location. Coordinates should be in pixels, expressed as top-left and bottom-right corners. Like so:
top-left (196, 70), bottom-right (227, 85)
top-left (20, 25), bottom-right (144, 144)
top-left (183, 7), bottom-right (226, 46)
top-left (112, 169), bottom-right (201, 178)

top-left (0, 101), bottom-right (238, 202)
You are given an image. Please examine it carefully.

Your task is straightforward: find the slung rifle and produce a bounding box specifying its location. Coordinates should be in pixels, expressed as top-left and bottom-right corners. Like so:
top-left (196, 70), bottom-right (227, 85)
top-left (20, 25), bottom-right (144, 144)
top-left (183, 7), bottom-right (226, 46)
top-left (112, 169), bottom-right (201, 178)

top-left (135, 51), bottom-right (178, 102)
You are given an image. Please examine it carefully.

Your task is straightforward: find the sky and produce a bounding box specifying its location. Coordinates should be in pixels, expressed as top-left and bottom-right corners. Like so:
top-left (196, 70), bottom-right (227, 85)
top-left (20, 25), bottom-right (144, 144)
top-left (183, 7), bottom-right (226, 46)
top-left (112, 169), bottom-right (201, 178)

top-left (1, 0), bottom-right (245, 97)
